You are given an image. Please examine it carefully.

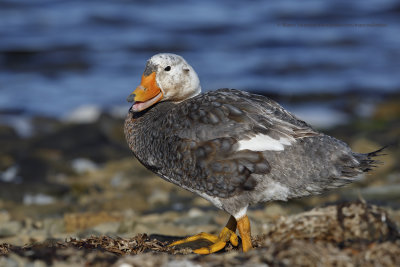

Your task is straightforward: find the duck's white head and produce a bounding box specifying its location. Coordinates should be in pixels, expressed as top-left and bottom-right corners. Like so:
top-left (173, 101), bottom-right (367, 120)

top-left (127, 53), bottom-right (201, 112)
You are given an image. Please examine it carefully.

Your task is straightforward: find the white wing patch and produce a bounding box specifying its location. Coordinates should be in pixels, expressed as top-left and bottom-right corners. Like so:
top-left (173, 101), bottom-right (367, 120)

top-left (237, 134), bottom-right (293, 152)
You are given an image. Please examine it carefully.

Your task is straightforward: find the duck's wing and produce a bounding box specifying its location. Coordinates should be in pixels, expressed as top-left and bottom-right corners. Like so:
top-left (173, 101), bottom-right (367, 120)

top-left (173, 89), bottom-right (319, 141)
top-left (159, 89), bottom-right (320, 198)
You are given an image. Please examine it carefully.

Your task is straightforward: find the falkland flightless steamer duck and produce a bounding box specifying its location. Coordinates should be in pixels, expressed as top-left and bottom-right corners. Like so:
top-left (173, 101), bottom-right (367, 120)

top-left (124, 53), bottom-right (383, 254)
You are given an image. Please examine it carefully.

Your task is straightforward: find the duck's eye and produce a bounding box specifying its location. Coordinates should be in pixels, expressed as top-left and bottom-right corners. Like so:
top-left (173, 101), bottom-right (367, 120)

top-left (164, 66), bottom-right (171, 71)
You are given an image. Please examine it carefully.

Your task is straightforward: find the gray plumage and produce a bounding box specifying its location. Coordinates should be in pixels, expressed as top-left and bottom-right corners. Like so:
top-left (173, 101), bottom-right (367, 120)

top-left (124, 88), bottom-right (381, 217)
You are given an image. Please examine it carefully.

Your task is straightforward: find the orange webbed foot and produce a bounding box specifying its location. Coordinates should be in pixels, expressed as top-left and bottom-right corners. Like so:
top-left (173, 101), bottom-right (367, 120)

top-left (168, 215), bottom-right (239, 254)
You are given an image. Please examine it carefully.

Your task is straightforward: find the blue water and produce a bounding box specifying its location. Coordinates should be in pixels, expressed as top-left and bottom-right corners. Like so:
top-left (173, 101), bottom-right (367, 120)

top-left (0, 0), bottom-right (399, 117)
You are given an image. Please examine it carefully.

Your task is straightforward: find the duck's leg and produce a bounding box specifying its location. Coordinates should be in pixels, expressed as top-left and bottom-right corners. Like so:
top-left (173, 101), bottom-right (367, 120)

top-left (237, 215), bottom-right (252, 252)
top-left (168, 215), bottom-right (239, 254)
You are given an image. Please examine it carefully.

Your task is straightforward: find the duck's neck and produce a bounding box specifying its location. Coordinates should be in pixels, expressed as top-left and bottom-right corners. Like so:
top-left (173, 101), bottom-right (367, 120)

top-left (124, 101), bottom-right (176, 157)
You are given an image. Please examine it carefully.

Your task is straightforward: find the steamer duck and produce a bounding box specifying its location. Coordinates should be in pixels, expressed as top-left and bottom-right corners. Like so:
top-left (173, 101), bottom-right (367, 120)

top-left (124, 53), bottom-right (382, 254)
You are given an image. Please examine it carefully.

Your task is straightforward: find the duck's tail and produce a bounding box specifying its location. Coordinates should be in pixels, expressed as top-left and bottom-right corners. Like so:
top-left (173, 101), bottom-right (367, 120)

top-left (352, 146), bottom-right (387, 173)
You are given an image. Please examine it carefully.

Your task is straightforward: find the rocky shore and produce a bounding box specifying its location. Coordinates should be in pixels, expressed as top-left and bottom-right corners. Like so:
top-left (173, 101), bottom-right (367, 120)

top-left (0, 94), bottom-right (399, 266)
top-left (1, 202), bottom-right (399, 266)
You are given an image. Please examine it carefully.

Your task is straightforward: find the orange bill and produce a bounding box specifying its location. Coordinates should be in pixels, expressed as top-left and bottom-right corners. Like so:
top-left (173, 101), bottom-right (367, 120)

top-left (127, 72), bottom-right (163, 112)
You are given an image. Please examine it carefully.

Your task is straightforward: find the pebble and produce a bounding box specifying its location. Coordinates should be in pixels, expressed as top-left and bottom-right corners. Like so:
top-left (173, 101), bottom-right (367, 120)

top-left (71, 158), bottom-right (99, 174)
top-left (0, 165), bottom-right (20, 183)
top-left (23, 193), bottom-right (55, 205)
top-left (163, 260), bottom-right (202, 267)
top-left (188, 208), bottom-right (204, 218)
top-left (0, 210), bottom-right (10, 223)
top-left (92, 222), bottom-right (121, 235)
top-left (64, 105), bottom-right (101, 123)
top-left (0, 221), bottom-right (22, 238)
top-left (148, 188), bottom-right (170, 206)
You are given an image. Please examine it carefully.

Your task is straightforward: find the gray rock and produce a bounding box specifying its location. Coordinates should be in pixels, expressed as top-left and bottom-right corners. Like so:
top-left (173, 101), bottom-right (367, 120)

top-left (0, 221), bottom-right (22, 238)
top-left (71, 158), bottom-right (98, 174)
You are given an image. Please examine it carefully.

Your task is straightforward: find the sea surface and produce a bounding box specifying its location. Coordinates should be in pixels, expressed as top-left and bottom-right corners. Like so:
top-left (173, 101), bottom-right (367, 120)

top-left (0, 0), bottom-right (399, 117)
